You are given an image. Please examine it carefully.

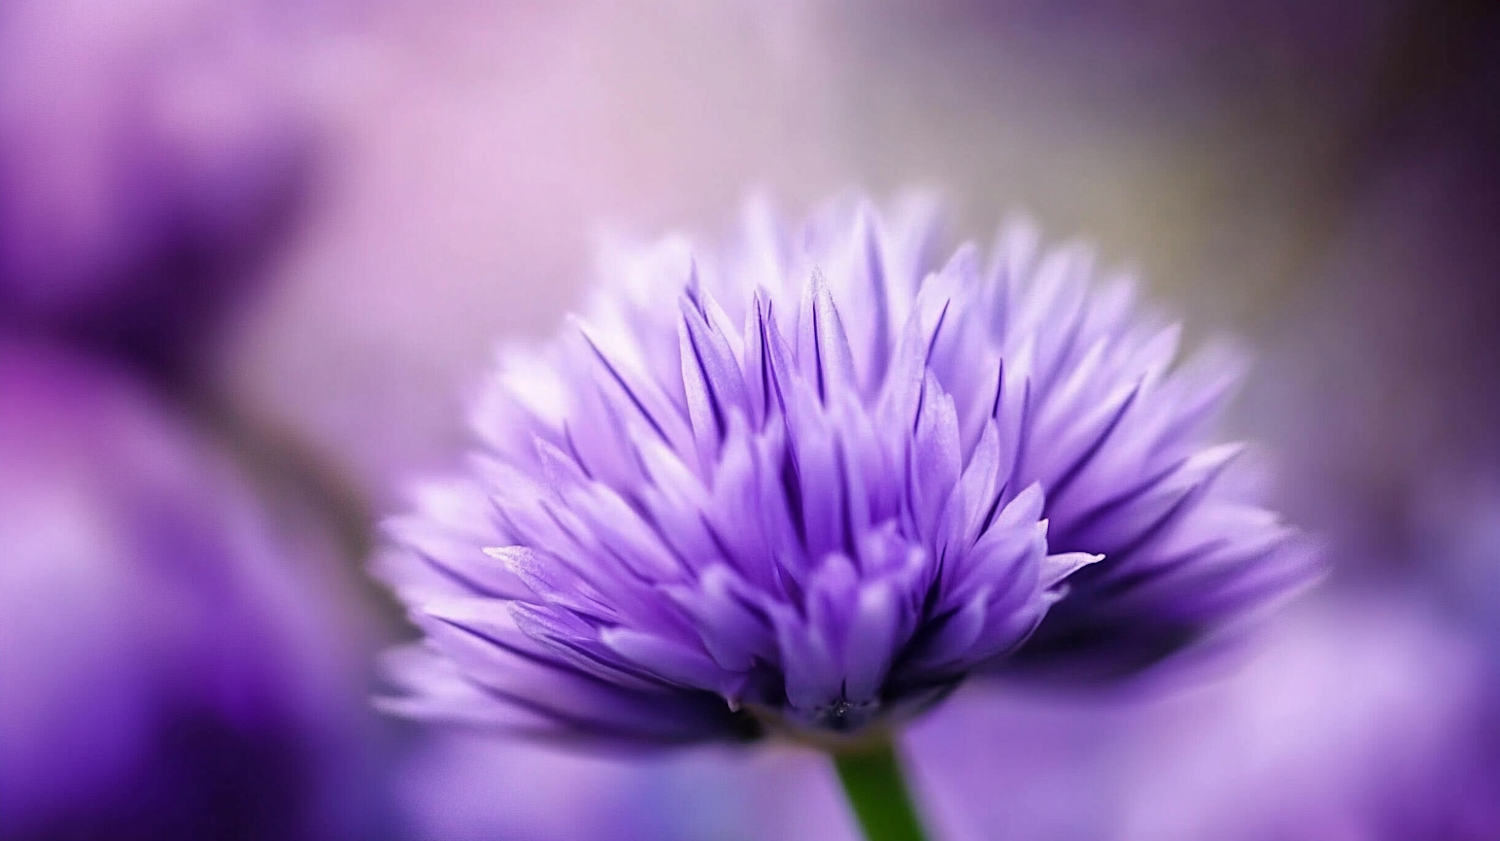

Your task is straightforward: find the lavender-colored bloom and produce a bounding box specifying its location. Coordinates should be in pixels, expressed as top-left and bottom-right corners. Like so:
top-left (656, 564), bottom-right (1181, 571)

top-left (0, 0), bottom-right (310, 379)
top-left (0, 340), bottom-right (387, 840)
top-left (378, 197), bottom-right (1311, 745)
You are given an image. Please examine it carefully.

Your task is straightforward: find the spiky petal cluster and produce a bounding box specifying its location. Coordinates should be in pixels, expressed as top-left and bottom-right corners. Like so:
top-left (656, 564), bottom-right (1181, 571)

top-left (379, 197), bottom-right (1314, 746)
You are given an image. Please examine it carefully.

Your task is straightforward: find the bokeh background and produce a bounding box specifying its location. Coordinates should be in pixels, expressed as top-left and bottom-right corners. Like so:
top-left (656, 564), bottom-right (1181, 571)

top-left (3, 1), bottom-right (1499, 839)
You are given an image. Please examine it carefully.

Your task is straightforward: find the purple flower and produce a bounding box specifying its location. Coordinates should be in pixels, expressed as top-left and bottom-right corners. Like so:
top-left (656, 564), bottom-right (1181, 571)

top-left (378, 197), bottom-right (1312, 746)
top-left (0, 0), bottom-right (311, 380)
top-left (0, 340), bottom-right (388, 840)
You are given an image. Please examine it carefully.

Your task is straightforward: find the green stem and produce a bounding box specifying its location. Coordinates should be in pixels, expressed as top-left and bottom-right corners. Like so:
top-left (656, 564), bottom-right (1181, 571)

top-left (833, 739), bottom-right (930, 841)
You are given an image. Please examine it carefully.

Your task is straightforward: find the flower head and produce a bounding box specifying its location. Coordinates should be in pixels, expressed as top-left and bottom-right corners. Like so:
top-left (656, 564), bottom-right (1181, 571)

top-left (0, 0), bottom-right (311, 380)
top-left (379, 197), bottom-right (1313, 746)
top-left (0, 340), bottom-right (386, 840)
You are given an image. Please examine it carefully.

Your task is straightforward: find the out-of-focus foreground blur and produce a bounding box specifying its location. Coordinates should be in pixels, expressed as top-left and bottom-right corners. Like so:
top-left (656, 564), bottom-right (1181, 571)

top-left (1, 2), bottom-right (1498, 840)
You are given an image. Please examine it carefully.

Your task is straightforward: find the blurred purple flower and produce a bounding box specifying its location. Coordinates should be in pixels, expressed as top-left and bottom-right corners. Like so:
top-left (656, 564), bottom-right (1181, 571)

top-left (377, 197), bottom-right (1313, 747)
top-left (0, 0), bottom-right (312, 381)
top-left (0, 340), bottom-right (388, 841)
